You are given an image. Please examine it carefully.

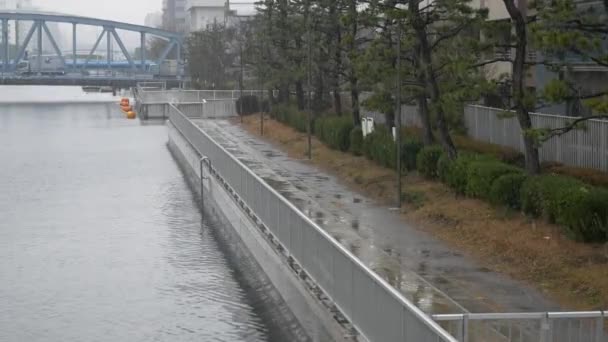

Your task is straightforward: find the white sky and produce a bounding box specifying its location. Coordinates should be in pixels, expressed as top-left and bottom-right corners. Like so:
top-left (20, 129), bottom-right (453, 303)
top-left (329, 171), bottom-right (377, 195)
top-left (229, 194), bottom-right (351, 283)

top-left (33, 0), bottom-right (161, 25)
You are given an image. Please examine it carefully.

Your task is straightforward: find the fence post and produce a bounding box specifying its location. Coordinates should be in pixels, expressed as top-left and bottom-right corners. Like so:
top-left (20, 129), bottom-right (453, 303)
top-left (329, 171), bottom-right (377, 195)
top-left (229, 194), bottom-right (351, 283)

top-left (462, 314), bottom-right (469, 342)
top-left (595, 312), bottom-right (604, 342)
top-left (474, 106), bottom-right (479, 139)
top-left (540, 314), bottom-right (551, 342)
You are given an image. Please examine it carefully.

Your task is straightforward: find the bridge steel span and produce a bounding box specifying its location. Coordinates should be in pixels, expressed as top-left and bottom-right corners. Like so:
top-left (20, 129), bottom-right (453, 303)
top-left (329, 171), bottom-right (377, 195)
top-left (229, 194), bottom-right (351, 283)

top-left (0, 11), bottom-right (184, 86)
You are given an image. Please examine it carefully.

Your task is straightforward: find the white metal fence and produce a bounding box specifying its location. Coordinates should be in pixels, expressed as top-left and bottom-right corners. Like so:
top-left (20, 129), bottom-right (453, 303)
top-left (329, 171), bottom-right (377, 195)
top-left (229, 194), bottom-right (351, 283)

top-left (168, 104), bottom-right (457, 342)
top-left (434, 312), bottom-right (607, 342)
top-left (465, 105), bottom-right (608, 171)
top-left (138, 89), bottom-right (264, 104)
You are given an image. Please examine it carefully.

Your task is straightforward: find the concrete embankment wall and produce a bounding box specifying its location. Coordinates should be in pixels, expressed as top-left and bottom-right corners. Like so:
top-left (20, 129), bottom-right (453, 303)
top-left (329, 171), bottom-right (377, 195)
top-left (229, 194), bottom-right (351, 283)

top-left (167, 121), bottom-right (351, 342)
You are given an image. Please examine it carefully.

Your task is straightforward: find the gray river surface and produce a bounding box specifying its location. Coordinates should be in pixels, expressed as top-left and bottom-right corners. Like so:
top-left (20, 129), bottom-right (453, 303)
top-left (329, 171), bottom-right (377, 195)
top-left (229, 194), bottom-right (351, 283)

top-left (0, 88), bottom-right (270, 341)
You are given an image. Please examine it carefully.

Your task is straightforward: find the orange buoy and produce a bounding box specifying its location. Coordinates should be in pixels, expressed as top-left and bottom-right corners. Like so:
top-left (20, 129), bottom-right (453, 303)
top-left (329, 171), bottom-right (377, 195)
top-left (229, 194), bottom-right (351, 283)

top-left (126, 111), bottom-right (136, 119)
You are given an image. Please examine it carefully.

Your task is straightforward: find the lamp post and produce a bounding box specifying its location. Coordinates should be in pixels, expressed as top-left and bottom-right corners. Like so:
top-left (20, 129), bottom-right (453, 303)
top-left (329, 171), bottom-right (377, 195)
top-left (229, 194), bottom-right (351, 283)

top-left (396, 20), bottom-right (402, 209)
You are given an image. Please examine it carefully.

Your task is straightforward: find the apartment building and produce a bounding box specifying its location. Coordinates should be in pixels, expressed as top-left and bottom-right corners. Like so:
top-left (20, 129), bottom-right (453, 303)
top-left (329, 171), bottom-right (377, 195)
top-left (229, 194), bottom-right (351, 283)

top-left (162, 0), bottom-right (187, 33)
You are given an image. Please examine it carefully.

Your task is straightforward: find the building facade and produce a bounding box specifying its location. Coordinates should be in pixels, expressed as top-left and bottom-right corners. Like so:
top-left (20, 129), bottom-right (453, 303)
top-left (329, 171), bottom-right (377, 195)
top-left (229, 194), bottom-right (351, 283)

top-left (145, 12), bottom-right (163, 28)
top-left (186, 0), bottom-right (226, 32)
top-left (162, 0), bottom-right (187, 33)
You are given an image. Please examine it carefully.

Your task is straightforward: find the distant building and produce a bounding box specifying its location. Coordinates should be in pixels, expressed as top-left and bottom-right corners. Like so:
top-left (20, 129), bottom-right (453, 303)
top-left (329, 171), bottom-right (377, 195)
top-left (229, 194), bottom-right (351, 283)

top-left (475, 0), bottom-right (608, 115)
top-left (185, 0), bottom-right (256, 32)
top-left (186, 0), bottom-right (226, 32)
top-left (162, 0), bottom-right (187, 33)
top-left (145, 12), bottom-right (163, 28)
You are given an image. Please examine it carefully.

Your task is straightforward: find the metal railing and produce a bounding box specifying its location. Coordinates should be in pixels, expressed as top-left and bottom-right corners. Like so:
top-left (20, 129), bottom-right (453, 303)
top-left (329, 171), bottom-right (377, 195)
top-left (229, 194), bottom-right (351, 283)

top-left (168, 104), bottom-right (457, 342)
top-left (434, 311), bottom-right (607, 342)
top-left (138, 89), bottom-right (264, 104)
top-left (465, 105), bottom-right (608, 171)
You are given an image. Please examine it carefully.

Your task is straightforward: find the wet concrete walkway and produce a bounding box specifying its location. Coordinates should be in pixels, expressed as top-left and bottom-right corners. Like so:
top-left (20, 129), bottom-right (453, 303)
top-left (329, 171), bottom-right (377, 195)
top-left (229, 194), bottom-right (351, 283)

top-left (192, 118), bottom-right (560, 315)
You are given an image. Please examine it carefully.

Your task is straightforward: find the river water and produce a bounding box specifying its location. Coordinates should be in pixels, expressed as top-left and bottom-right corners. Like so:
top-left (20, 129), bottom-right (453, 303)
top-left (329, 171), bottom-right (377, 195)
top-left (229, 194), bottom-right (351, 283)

top-left (0, 87), bottom-right (270, 341)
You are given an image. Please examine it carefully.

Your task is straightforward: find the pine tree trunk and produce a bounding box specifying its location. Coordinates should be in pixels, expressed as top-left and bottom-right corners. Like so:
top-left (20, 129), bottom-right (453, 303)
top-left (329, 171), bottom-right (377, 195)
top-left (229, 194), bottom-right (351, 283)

top-left (347, 0), bottom-right (361, 127)
top-left (503, 0), bottom-right (541, 174)
top-left (410, 0), bottom-right (457, 159)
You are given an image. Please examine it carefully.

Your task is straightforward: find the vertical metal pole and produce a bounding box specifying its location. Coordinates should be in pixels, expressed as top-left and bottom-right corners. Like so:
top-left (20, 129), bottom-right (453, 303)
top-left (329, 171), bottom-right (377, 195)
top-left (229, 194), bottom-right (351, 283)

top-left (176, 43), bottom-right (181, 79)
top-left (2, 19), bottom-right (8, 73)
top-left (260, 38), bottom-right (264, 136)
top-left (106, 29), bottom-right (111, 75)
top-left (239, 42), bottom-right (244, 123)
top-left (462, 314), bottom-right (469, 342)
top-left (72, 23), bottom-right (77, 70)
top-left (396, 20), bottom-right (402, 208)
top-left (37, 21), bottom-right (42, 75)
top-left (306, 10), bottom-right (312, 160)
top-left (140, 32), bottom-right (146, 72)
top-left (15, 19), bottom-right (19, 58)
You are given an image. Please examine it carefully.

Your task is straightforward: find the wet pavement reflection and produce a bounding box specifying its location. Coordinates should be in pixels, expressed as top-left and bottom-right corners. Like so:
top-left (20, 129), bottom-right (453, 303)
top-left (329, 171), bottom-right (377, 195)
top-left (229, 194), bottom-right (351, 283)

top-left (194, 118), bottom-right (560, 315)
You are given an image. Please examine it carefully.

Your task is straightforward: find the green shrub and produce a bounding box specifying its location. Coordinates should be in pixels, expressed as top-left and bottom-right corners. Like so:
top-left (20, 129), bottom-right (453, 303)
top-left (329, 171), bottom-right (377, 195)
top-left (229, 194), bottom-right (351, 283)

top-left (401, 138), bottom-right (423, 171)
top-left (314, 116), bottom-right (325, 140)
top-left (437, 154), bottom-right (453, 183)
top-left (520, 176), bottom-right (545, 217)
top-left (489, 173), bottom-right (527, 209)
top-left (536, 175), bottom-right (585, 223)
top-left (271, 104), bottom-right (309, 133)
top-left (416, 146), bottom-right (444, 179)
top-left (350, 127), bottom-right (364, 156)
top-left (363, 127), bottom-right (396, 169)
top-left (520, 175), bottom-right (608, 242)
top-left (466, 161), bottom-right (522, 199)
top-left (319, 116), bottom-right (354, 152)
top-left (559, 188), bottom-right (608, 242)
top-left (439, 153), bottom-right (497, 194)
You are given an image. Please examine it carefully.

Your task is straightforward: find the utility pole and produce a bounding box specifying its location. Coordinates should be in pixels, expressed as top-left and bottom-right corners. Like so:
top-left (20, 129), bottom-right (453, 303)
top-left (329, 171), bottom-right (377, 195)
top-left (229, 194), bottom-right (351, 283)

top-left (306, 4), bottom-right (313, 160)
top-left (260, 38), bottom-right (264, 136)
top-left (239, 41), bottom-right (244, 124)
top-left (396, 20), bottom-right (402, 209)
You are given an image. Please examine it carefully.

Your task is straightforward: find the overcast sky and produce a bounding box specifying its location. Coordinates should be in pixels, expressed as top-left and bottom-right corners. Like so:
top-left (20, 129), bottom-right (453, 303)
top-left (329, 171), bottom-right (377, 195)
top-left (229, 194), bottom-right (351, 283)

top-left (33, 0), bottom-right (161, 25)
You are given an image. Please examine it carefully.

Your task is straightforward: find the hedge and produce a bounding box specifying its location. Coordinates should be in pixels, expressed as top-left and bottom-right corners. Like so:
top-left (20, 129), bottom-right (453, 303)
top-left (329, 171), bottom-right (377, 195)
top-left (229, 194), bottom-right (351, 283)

top-left (520, 175), bottom-right (608, 242)
top-left (441, 153), bottom-right (494, 194)
top-left (271, 104), bottom-right (309, 133)
top-left (401, 138), bottom-right (423, 171)
top-left (416, 146), bottom-right (444, 179)
top-left (362, 127), bottom-right (396, 169)
top-left (437, 154), bottom-right (452, 183)
top-left (466, 161), bottom-right (522, 199)
top-left (489, 173), bottom-right (527, 209)
top-left (350, 127), bottom-right (364, 156)
top-left (316, 116), bottom-right (353, 152)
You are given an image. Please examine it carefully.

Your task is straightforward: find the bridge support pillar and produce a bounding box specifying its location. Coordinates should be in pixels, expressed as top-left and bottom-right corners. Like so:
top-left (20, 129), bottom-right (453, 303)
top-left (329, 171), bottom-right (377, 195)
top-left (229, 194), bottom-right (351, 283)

top-left (2, 19), bottom-right (8, 73)
top-left (140, 32), bottom-right (146, 72)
